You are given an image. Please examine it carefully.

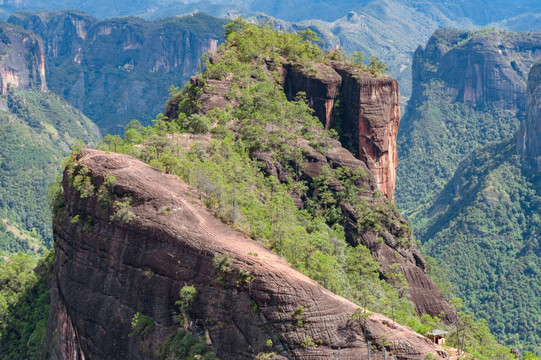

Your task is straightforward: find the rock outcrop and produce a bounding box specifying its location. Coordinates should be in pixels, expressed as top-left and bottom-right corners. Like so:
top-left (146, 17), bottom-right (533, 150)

top-left (518, 61), bottom-right (541, 169)
top-left (396, 29), bottom-right (541, 213)
top-left (284, 63), bottom-right (400, 199)
top-left (47, 149), bottom-right (448, 360)
top-left (8, 10), bottom-right (226, 133)
top-left (165, 59), bottom-right (453, 322)
top-left (252, 135), bottom-right (453, 322)
top-left (408, 29), bottom-right (541, 113)
top-left (0, 22), bottom-right (46, 93)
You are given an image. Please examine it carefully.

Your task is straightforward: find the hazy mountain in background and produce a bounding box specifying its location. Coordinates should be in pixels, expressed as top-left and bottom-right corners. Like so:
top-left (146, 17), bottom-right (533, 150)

top-left (3, 0), bottom-right (541, 103)
top-left (395, 28), bottom-right (541, 353)
top-left (9, 11), bottom-right (227, 134)
top-left (1, 0), bottom-right (540, 24)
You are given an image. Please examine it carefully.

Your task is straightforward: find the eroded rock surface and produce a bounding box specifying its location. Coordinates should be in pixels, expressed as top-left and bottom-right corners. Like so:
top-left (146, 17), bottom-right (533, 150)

top-left (0, 22), bottom-right (47, 93)
top-left (47, 149), bottom-right (448, 360)
top-left (518, 61), bottom-right (541, 169)
top-left (283, 63), bottom-right (400, 199)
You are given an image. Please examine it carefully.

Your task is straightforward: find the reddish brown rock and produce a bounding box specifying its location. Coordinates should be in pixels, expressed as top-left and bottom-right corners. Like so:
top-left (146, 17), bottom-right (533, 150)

top-left (332, 64), bottom-right (400, 199)
top-left (164, 61), bottom-right (453, 323)
top-left (46, 149), bottom-right (448, 360)
top-left (284, 63), bottom-right (342, 129)
top-left (283, 63), bottom-right (400, 199)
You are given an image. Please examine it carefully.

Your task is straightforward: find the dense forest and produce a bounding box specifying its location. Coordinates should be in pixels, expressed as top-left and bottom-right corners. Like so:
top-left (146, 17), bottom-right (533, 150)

top-left (0, 89), bottom-right (99, 253)
top-left (420, 139), bottom-right (540, 353)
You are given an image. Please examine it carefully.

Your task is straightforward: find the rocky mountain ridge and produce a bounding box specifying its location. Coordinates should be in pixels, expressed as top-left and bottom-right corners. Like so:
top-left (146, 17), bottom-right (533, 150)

top-left (396, 29), bottom-right (541, 214)
top-left (162, 24), bottom-right (454, 323)
top-left (407, 29), bottom-right (541, 114)
top-left (46, 149), bottom-right (449, 360)
top-left (9, 10), bottom-right (227, 133)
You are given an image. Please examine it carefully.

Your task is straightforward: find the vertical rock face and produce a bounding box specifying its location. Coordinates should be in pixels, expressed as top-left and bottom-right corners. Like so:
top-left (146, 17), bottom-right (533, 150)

top-left (284, 63), bottom-right (400, 198)
top-left (333, 64), bottom-right (400, 199)
top-left (409, 29), bottom-right (541, 112)
top-left (9, 10), bottom-right (96, 61)
top-left (8, 10), bottom-right (226, 133)
top-left (0, 23), bottom-right (47, 93)
top-left (284, 63), bottom-right (342, 129)
top-left (518, 61), bottom-right (541, 169)
top-left (47, 149), bottom-right (448, 360)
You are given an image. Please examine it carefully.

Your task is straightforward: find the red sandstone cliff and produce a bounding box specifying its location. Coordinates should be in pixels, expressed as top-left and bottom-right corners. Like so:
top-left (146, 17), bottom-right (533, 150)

top-left (163, 59), bottom-right (454, 323)
top-left (46, 149), bottom-right (448, 360)
top-left (284, 63), bottom-right (400, 199)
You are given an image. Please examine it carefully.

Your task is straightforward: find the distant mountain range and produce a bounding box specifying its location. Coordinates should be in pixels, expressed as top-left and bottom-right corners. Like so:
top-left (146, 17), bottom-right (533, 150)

top-left (2, 0), bottom-right (541, 102)
top-left (396, 28), bottom-right (541, 353)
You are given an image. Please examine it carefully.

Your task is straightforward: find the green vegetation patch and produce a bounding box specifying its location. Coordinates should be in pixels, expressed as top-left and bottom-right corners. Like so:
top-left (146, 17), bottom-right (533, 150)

top-left (0, 89), bottom-right (99, 253)
top-left (0, 250), bottom-right (53, 359)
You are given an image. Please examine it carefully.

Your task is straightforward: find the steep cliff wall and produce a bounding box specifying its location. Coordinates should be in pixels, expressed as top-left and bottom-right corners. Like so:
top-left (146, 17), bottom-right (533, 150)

top-left (518, 61), bottom-right (541, 169)
top-left (8, 10), bottom-right (96, 60)
top-left (47, 149), bottom-right (448, 360)
top-left (8, 10), bottom-right (226, 133)
top-left (0, 22), bottom-right (46, 93)
top-left (283, 63), bottom-right (400, 199)
top-left (408, 29), bottom-right (541, 113)
top-left (165, 58), bottom-right (453, 322)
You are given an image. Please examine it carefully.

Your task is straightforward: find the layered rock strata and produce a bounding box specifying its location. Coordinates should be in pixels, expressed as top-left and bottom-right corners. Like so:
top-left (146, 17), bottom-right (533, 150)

top-left (284, 63), bottom-right (400, 199)
top-left (47, 149), bottom-right (448, 360)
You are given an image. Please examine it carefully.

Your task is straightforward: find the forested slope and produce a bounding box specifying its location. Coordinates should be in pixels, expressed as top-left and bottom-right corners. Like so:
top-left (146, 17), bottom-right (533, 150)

top-left (396, 29), bottom-right (541, 354)
top-left (0, 89), bottom-right (99, 253)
